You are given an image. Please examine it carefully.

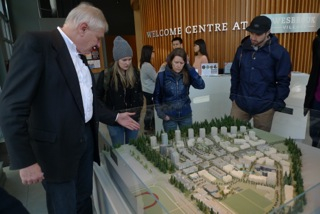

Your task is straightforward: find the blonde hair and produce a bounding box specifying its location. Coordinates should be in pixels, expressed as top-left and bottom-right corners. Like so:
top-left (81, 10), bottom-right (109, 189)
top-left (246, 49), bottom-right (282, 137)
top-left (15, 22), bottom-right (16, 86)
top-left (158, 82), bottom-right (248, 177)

top-left (112, 62), bottom-right (136, 91)
top-left (64, 2), bottom-right (108, 32)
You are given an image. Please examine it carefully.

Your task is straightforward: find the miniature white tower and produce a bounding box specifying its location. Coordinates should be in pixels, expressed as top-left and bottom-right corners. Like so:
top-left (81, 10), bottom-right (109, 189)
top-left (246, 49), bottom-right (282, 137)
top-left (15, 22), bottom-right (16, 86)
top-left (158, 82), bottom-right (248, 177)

top-left (211, 127), bottom-right (218, 137)
top-left (240, 126), bottom-right (246, 133)
top-left (161, 133), bottom-right (168, 145)
top-left (230, 126), bottom-right (237, 135)
top-left (175, 130), bottom-right (181, 142)
top-left (249, 130), bottom-right (256, 138)
top-left (150, 136), bottom-right (157, 148)
top-left (221, 126), bottom-right (227, 135)
top-left (199, 128), bottom-right (206, 138)
top-left (188, 128), bottom-right (194, 139)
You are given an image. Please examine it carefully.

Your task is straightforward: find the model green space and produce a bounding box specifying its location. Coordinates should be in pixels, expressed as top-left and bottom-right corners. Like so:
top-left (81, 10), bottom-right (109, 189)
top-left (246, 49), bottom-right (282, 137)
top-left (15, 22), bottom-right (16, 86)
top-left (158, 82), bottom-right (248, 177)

top-left (110, 116), bottom-right (305, 214)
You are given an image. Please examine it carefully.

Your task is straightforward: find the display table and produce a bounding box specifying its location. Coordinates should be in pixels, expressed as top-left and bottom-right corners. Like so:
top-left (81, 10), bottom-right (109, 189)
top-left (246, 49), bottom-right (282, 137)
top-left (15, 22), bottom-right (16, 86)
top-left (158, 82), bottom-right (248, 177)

top-left (94, 71), bottom-right (317, 213)
top-left (296, 142), bottom-right (320, 213)
top-left (94, 125), bottom-right (320, 214)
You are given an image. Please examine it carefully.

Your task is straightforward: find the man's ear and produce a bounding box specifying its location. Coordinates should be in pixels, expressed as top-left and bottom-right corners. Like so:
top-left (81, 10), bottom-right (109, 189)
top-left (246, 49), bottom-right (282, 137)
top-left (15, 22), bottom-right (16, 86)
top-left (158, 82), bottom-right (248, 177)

top-left (79, 22), bottom-right (88, 35)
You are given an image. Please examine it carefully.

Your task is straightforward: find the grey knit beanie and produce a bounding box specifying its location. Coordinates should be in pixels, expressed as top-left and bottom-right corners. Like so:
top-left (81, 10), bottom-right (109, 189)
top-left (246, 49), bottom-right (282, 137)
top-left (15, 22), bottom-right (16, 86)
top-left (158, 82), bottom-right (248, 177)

top-left (112, 36), bottom-right (133, 61)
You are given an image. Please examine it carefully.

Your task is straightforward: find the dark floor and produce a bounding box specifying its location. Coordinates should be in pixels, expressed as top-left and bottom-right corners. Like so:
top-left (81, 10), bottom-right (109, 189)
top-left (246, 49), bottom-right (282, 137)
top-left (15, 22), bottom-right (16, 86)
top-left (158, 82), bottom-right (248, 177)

top-left (3, 166), bottom-right (47, 213)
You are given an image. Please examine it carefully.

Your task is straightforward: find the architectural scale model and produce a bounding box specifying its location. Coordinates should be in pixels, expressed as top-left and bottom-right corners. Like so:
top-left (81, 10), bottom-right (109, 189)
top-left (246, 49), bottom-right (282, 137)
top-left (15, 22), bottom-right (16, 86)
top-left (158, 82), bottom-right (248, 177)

top-left (106, 117), bottom-right (304, 214)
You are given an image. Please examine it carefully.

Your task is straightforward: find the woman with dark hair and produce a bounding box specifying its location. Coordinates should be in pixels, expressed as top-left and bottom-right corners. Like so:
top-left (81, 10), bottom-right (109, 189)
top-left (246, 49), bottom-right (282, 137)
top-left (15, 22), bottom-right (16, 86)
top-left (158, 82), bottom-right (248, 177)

top-left (154, 48), bottom-right (205, 132)
top-left (193, 39), bottom-right (209, 75)
top-left (140, 45), bottom-right (157, 134)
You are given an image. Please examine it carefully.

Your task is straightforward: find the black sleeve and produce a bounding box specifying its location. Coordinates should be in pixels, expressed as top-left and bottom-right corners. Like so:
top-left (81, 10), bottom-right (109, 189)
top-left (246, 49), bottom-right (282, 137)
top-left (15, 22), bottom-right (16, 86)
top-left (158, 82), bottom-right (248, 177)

top-left (96, 70), bottom-right (105, 101)
top-left (97, 99), bottom-right (118, 125)
top-left (96, 70), bottom-right (118, 125)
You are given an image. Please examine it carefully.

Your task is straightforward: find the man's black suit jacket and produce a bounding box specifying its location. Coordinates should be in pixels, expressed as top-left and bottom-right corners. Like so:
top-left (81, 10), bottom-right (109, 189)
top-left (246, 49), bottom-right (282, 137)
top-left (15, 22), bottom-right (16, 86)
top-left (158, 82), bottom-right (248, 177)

top-left (0, 29), bottom-right (117, 182)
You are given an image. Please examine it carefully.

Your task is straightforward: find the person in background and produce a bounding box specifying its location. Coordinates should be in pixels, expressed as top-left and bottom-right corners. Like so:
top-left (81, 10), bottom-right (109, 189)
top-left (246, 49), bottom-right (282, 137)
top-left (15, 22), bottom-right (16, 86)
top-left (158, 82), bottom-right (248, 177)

top-left (161, 37), bottom-right (190, 70)
top-left (0, 3), bottom-right (139, 213)
top-left (140, 45), bottom-right (157, 134)
top-left (171, 37), bottom-right (190, 64)
top-left (304, 28), bottom-right (320, 148)
top-left (96, 36), bottom-right (143, 146)
top-left (171, 37), bottom-right (184, 49)
top-left (154, 48), bottom-right (205, 132)
top-left (230, 15), bottom-right (291, 132)
top-left (193, 38), bottom-right (209, 75)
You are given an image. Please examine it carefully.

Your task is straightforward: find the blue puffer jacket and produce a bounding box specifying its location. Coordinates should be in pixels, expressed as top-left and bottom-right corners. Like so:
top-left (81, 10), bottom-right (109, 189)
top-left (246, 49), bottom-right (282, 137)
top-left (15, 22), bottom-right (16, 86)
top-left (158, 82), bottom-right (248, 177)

top-left (154, 65), bottom-right (205, 120)
top-left (230, 34), bottom-right (291, 114)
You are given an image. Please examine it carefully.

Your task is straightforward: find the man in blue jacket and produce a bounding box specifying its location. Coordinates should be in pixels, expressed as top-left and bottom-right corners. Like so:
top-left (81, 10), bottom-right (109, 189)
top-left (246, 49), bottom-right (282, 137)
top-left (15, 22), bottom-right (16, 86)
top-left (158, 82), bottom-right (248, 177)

top-left (230, 16), bottom-right (291, 132)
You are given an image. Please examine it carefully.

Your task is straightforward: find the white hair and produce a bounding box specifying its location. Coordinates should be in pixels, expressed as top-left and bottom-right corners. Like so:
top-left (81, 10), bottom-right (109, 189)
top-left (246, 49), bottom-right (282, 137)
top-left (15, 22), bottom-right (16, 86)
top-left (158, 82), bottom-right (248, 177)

top-left (64, 2), bottom-right (108, 32)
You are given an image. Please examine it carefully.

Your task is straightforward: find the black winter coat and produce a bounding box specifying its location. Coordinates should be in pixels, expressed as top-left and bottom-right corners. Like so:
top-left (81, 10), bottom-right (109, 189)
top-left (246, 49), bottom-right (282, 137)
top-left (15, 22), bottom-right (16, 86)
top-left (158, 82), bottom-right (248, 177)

top-left (96, 66), bottom-right (143, 123)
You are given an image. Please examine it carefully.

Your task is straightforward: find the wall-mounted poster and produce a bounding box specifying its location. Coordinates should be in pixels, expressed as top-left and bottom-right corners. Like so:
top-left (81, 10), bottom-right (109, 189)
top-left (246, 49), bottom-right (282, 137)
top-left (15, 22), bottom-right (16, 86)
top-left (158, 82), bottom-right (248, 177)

top-left (201, 63), bottom-right (219, 76)
top-left (85, 46), bottom-right (101, 69)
